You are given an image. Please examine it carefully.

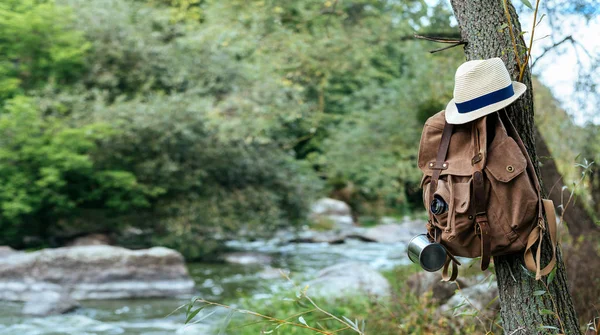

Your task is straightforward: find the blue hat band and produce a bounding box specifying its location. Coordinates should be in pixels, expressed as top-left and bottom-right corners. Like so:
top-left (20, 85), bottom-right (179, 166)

top-left (455, 84), bottom-right (515, 114)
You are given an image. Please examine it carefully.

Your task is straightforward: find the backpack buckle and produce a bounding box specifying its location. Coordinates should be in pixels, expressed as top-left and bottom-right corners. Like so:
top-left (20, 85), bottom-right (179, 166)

top-left (537, 218), bottom-right (546, 231)
top-left (471, 153), bottom-right (483, 165)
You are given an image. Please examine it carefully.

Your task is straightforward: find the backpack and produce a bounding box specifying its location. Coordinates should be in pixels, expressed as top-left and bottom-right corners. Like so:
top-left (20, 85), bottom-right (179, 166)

top-left (417, 109), bottom-right (557, 281)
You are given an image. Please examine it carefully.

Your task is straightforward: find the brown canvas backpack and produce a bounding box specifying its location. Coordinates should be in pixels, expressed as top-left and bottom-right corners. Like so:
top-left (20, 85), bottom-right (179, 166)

top-left (418, 109), bottom-right (557, 281)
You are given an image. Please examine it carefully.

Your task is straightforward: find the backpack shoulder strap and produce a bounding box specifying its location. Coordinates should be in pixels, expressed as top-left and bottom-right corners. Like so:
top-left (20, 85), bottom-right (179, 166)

top-left (473, 170), bottom-right (491, 271)
top-left (524, 199), bottom-right (558, 279)
top-left (471, 117), bottom-right (491, 271)
top-left (429, 120), bottom-right (464, 282)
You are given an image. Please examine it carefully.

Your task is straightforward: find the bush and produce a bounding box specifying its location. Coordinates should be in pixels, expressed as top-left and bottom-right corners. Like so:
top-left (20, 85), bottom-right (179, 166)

top-left (0, 96), bottom-right (150, 246)
top-left (88, 94), bottom-right (321, 258)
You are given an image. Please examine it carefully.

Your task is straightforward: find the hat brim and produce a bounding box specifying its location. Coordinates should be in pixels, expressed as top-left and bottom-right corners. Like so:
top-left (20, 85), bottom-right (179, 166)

top-left (444, 81), bottom-right (527, 125)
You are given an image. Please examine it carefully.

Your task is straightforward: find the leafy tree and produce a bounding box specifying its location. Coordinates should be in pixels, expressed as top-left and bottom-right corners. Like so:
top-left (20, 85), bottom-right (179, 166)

top-left (0, 0), bottom-right (89, 100)
top-left (91, 94), bottom-right (322, 257)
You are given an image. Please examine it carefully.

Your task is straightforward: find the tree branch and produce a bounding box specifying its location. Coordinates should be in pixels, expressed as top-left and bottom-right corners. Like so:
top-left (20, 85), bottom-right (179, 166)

top-left (429, 41), bottom-right (467, 53)
top-left (531, 35), bottom-right (574, 68)
top-left (413, 33), bottom-right (463, 44)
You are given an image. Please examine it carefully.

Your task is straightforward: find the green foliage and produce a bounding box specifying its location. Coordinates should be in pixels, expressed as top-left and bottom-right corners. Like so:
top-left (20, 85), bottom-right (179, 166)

top-left (57, 0), bottom-right (231, 98)
top-left (0, 0), bottom-right (89, 99)
top-left (319, 50), bottom-right (461, 215)
top-left (86, 93), bottom-right (320, 257)
top-left (0, 0), bottom-right (468, 257)
top-left (0, 96), bottom-right (152, 244)
top-left (147, 0), bottom-right (205, 23)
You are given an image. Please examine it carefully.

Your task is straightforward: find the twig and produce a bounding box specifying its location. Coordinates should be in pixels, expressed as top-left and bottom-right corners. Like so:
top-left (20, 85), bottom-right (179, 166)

top-left (279, 271), bottom-right (364, 334)
top-left (507, 260), bottom-right (517, 282)
top-left (429, 41), bottom-right (467, 54)
top-left (520, 0), bottom-right (542, 80)
top-left (454, 280), bottom-right (503, 331)
top-left (191, 299), bottom-right (337, 334)
top-left (531, 36), bottom-right (574, 68)
top-left (413, 34), bottom-right (462, 44)
top-left (502, 0), bottom-right (522, 70)
top-left (546, 173), bottom-right (564, 199)
top-left (541, 280), bottom-right (566, 334)
top-left (560, 164), bottom-right (591, 225)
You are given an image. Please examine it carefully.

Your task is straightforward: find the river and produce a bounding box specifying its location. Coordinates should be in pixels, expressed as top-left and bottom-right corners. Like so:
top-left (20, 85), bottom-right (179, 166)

top-left (0, 239), bottom-right (410, 335)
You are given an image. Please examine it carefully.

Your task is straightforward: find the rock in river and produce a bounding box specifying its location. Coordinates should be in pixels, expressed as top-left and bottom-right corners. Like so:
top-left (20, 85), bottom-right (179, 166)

top-left (350, 220), bottom-right (425, 244)
top-left (309, 198), bottom-right (354, 228)
top-left (306, 262), bottom-right (390, 299)
top-left (66, 233), bottom-right (112, 246)
top-left (224, 252), bottom-right (273, 265)
top-left (0, 245), bottom-right (195, 301)
top-left (22, 291), bottom-right (80, 316)
top-left (0, 246), bottom-right (19, 257)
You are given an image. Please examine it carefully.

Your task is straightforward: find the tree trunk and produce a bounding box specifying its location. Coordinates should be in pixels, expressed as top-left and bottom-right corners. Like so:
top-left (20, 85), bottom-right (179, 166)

top-left (448, 1), bottom-right (580, 334)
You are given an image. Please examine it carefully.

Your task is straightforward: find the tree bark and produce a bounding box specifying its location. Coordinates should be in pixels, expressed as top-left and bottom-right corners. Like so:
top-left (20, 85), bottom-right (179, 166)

top-left (448, 1), bottom-right (580, 334)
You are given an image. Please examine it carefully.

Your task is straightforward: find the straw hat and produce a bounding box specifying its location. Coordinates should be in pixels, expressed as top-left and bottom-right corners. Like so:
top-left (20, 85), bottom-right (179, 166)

top-left (445, 58), bottom-right (527, 125)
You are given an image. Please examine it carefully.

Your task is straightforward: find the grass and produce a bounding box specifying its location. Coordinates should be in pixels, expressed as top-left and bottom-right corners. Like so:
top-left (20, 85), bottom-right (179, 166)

top-left (185, 264), bottom-right (486, 335)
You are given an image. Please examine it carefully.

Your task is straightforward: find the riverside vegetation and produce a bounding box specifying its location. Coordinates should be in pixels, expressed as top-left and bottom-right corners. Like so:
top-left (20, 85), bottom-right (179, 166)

top-left (186, 264), bottom-right (488, 335)
top-left (0, 0), bottom-right (463, 257)
top-left (1, 0), bottom-right (599, 334)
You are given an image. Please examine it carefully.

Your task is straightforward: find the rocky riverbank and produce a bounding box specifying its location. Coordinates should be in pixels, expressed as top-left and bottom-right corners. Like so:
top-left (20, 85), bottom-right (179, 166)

top-left (0, 245), bottom-right (195, 304)
top-left (0, 198), bottom-right (501, 334)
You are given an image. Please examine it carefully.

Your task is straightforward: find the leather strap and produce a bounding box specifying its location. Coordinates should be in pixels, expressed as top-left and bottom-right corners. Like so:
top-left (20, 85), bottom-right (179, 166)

top-left (470, 119), bottom-right (486, 169)
top-left (473, 170), bottom-right (491, 271)
top-left (524, 199), bottom-right (558, 279)
top-left (428, 122), bottom-right (454, 242)
top-left (428, 122), bottom-right (454, 199)
top-left (442, 256), bottom-right (459, 282)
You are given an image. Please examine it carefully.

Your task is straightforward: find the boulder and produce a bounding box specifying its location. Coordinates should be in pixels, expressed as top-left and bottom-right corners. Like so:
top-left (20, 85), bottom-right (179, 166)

top-left (66, 233), bottom-right (111, 246)
top-left (306, 262), bottom-right (390, 299)
top-left (22, 291), bottom-right (79, 316)
top-left (0, 246), bottom-right (19, 257)
top-left (406, 271), bottom-right (467, 304)
top-left (440, 282), bottom-right (499, 315)
top-left (286, 218), bottom-right (427, 245)
top-left (223, 252), bottom-right (273, 265)
top-left (351, 220), bottom-right (426, 244)
top-left (309, 198), bottom-right (354, 229)
top-left (0, 245), bottom-right (195, 301)
top-left (288, 230), bottom-right (349, 244)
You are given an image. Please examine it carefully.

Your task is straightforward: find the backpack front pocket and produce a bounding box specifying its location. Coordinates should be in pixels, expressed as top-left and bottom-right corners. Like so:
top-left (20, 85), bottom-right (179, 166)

top-left (485, 135), bottom-right (538, 251)
top-left (423, 176), bottom-right (477, 257)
